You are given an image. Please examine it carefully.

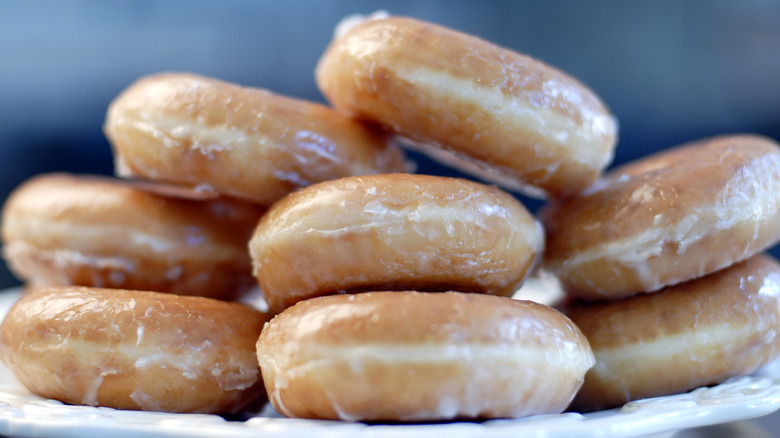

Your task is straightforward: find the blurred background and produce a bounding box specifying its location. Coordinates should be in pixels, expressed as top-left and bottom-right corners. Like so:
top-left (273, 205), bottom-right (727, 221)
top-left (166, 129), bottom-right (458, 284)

top-left (1, 0), bottom-right (779, 291)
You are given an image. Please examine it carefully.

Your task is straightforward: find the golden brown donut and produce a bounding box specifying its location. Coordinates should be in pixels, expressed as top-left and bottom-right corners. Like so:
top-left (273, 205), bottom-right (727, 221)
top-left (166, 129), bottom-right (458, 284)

top-left (315, 13), bottom-right (617, 198)
top-left (257, 291), bottom-right (594, 421)
top-left (540, 134), bottom-right (780, 300)
top-left (0, 286), bottom-right (270, 414)
top-left (249, 173), bottom-right (544, 314)
top-left (563, 254), bottom-right (780, 411)
top-left (1, 173), bottom-right (264, 300)
top-left (104, 72), bottom-right (407, 206)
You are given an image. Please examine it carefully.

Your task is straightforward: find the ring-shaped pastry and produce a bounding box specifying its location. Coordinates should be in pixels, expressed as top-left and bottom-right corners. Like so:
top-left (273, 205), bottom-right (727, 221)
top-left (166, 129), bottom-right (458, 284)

top-left (0, 286), bottom-right (270, 414)
top-left (541, 134), bottom-right (780, 300)
top-left (316, 14), bottom-right (617, 198)
top-left (1, 173), bottom-right (264, 300)
top-left (105, 72), bottom-right (407, 206)
top-left (257, 291), bottom-right (594, 421)
top-left (249, 173), bottom-right (544, 314)
top-left (563, 254), bottom-right (780, 411)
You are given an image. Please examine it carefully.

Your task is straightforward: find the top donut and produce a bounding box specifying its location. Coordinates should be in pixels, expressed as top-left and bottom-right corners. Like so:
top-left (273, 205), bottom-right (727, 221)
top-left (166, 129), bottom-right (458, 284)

top-left (316, 14), bottom-right (618, 198)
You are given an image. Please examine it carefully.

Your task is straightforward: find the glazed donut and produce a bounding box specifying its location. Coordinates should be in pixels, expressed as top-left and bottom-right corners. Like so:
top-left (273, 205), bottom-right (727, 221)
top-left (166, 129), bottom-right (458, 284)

top-left (563, 254), bottom-right (780, 411)
top-left (257, 291), bottom-right (594, 421)
top-left (315, 13), bottom-right (617, 198)
top-left (0, 286), bottom-right (270, 414)
top-left (540, 134), bottom-right (780, 300)
top-left (104, 72), bottom-right (407, 206)
top-left (249, 173), bottom-right (544, 314)
top-left (1, 173), bottom-right (264, 300)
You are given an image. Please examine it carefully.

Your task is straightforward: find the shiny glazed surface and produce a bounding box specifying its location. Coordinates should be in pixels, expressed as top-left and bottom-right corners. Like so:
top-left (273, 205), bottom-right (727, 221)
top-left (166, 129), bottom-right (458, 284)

top-left (249, 174), bottom-right (544, 314)
top-left (257, 291), bottom-right (594, 421)
top-left (0, 289), bottom-right (777, 436)
top-left (1, 173), bottom-right (264, 300)
top-left (564, 254), bottom-right (780, 411)
top-left (316, 14), bottom-right (617, 198)
top-left (0, 286), bottom-right (270, 414)
top-left (541, 134), bottom-right (780, 299)
top-left (104, 72), bottom-right (407, 206)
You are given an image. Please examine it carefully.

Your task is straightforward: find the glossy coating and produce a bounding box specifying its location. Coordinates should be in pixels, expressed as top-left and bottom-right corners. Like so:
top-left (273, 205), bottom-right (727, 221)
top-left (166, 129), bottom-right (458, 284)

top-left (249, 173), bottom-right (544, 314)
top-left (541, 134), bottom-right (780, 300)
top-left (0, 286), bottom-right (270, 414)
top-left (104, 72), bottom-right (407, 206)
top-left (1, 173), bottom-right (264, 299)
top-left (257, 291), bottom-right (594, 421)
top-left (316, 14), bottom-right (617, 198)
top-left (564, 254), bottom-right (780, 411)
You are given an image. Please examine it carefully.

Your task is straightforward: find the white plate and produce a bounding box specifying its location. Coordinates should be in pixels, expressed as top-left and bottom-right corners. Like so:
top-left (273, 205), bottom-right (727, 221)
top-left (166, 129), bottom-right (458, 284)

top-left (0, 288), bottom-right (779, 438)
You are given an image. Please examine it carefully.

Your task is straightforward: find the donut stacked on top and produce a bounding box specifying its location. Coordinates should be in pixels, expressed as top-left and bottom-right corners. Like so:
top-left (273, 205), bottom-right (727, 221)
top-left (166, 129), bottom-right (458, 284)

top-left (104, 72), bottom-right (408, 207)
top-left (316, 13), bottom-right (618, 199)
top-left (539, 134), bottom-right (780, 411)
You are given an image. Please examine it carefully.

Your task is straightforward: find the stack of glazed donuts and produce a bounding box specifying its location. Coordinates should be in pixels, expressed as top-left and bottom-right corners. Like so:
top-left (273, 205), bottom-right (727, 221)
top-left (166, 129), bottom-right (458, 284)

top-left (0, 11), bottom-right (779, 424)
top-left (541, 134), bottom-right (780, 411)
top-left (0, 69), bottom-right (409, 414)
top-left (0, 24), bottom-right (408, 414)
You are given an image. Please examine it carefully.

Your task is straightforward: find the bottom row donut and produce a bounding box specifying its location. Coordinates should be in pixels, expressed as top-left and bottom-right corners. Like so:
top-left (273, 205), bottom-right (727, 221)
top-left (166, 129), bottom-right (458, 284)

top-left (0, 286), bottom-right (270, 414)
top-left (1, 254), bottom-right (779, 421)
top-left (257, 291), bottom-right (593, 421)
top-left (565, 253), bottom-right (780, 411)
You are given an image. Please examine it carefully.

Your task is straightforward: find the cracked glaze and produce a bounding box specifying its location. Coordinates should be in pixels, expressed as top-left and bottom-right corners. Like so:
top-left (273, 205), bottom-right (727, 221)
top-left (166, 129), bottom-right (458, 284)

top-left (104, 72), bottom-right (407, 206)
top-left (0, 283), bottom-right (776, 437)
top-left (541, 134), bottom-right (780, 299)
top-left (0, 174), bottom-right (264, 300)
top-left (249, 174), bottom-right (544, 314)
top-left (564, 254), bottom-right (780, 411)
top-left (0, 286), bottom-right (269, 414)
top-left (257, 291), bottom-right (593, 421)
top-left (316, 14), bottom-right (617, 198)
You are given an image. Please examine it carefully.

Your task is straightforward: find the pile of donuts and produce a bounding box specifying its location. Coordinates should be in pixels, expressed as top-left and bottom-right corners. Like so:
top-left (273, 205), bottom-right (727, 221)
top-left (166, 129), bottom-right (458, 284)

top-left (1, 12), bottom-right (780, 422)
